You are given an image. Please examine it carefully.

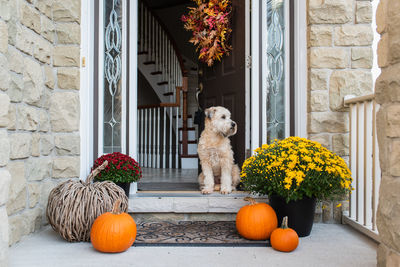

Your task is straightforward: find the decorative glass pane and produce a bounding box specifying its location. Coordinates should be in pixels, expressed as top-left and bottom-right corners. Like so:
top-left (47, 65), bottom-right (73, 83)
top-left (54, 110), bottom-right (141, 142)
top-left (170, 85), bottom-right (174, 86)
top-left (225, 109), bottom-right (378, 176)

top-left (266, 0), bottom-right (286, 143)
top-left (103, 0), bottom-right (123, 153)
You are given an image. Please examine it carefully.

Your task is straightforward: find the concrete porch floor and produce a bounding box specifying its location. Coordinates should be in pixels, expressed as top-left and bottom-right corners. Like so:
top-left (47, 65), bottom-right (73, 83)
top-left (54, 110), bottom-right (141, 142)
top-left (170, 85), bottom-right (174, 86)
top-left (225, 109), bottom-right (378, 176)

top-left (10, 224), bottom-right (377, 267)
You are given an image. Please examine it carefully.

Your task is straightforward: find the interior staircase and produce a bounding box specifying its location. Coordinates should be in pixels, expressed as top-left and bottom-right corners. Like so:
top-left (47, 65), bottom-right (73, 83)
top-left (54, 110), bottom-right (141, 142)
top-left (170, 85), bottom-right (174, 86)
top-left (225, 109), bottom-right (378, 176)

top-left (137, 1), bottom-right (198, 169)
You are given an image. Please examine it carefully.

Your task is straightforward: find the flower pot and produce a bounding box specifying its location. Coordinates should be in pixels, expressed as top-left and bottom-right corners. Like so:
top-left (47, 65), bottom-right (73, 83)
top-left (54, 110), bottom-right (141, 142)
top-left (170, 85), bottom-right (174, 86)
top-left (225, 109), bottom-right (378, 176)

top-left (115, 182), bottom-right (131, 197)
top-left (269, 195), bottom-right (316, 237)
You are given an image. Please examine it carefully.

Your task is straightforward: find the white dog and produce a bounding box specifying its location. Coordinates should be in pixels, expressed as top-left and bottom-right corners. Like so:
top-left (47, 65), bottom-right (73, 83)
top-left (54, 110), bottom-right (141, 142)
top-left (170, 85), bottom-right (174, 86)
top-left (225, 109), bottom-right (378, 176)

top-left (198, 106), bottom-right (240, 194)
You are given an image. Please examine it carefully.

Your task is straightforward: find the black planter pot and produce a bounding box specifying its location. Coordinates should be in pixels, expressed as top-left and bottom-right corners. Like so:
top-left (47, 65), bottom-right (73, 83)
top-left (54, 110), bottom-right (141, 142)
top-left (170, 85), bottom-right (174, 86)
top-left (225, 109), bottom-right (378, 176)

top-left (115, 182), bottom-right (131, 197)
top-left (269, 195), bottom-right (316, 237)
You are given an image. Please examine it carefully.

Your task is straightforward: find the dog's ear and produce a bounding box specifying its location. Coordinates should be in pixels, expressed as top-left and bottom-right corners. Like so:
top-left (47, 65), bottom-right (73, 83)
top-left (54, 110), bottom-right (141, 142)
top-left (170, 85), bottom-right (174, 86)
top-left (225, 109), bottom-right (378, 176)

top-left (205, 108), bottom-right (215, 119)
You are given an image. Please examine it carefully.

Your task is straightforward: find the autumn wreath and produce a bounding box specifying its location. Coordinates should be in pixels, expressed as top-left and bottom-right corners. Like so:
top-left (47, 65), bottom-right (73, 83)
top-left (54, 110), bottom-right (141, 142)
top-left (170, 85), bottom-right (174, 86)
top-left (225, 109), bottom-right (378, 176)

top-left (182, 0), bottom-right (232, 66)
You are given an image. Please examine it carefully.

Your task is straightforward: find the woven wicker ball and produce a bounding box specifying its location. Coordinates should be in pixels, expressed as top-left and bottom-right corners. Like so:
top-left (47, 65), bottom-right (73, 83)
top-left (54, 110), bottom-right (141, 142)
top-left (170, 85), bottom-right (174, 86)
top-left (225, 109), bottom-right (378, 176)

top-left (46, 161), bottom-right (129, 242)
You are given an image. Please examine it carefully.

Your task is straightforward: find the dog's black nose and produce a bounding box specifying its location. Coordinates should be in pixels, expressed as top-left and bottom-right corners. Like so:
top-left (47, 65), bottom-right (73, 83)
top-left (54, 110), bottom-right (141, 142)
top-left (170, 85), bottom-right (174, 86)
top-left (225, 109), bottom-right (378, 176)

top-left (231, 122), bottom-right (236, 128)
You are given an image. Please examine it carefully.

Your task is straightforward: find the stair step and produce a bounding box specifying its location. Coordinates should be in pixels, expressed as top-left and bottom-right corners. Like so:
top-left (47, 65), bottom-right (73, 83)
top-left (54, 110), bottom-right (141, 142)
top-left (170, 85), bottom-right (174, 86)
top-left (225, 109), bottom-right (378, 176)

top-left (179, 140), bottom-right (197, 144)
top-left (138, 51), bottom-right (149, 55)
top-left (173, 114), bottom-right (193, 119)
top-left (163, 92), bottom-right (174, 96)
top-left (178, 127), bottom-right (195, 131)
top-left (143, 61), bottom-right (155, 65)
top-left (151, 71), bottom-right (162, 75)
top-left (180, 154), bottom-right (198, 158)
top-left (128, 193), bottom-right (266, 213)
top-left (157, 81), bottom-right (168, 86)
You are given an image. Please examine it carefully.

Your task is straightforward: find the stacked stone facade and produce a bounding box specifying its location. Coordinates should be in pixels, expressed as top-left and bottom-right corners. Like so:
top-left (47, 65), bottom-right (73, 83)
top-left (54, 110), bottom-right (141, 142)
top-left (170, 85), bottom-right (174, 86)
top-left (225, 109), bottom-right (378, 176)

top-left (375, 0), bottom-right (400, 265)
top-left (308, 0), bottom-right (373, 222)
top-left (0, 0), bottom-right (81, 261)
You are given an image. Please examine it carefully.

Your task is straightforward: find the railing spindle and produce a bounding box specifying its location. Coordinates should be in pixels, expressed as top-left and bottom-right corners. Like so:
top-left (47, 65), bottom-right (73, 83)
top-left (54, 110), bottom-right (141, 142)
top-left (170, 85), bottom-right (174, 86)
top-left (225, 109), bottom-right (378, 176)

top-left (156, 108), bottom-right (161, 168)
top-left (169, 106), bottom-right (173, 168)
top-left (175, 107), bottom-right (181, 169)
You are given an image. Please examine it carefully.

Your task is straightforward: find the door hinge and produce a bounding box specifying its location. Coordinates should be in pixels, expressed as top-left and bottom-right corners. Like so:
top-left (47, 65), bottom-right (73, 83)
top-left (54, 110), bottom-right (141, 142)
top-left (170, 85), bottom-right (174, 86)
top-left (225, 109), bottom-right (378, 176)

top-left (246, 55), bottom-right (252, 69)
top-left (82, 56), bottom-right (86, 67)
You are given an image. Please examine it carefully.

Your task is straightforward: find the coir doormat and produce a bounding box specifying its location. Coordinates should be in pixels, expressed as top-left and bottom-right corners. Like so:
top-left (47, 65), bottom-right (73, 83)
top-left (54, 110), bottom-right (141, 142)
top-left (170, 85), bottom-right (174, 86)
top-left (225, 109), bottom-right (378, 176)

top-left (134, 221), bottom-right (271, 247)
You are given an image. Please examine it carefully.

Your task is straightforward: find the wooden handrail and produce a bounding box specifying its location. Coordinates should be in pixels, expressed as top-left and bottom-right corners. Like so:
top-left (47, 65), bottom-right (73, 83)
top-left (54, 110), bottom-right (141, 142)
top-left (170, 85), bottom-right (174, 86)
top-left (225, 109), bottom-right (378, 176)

top-left (142, 0), bottom-right (188, 77)
top-left (138, 86), bottom-right (182, 110)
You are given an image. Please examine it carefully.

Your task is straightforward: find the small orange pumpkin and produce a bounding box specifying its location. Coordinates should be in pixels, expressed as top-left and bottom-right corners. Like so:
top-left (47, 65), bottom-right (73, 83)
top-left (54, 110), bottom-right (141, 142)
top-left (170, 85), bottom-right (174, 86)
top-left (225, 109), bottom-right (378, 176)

top-left (270, 216), bottom-right (299, 252)
top-left (90, 199), bottom-right (137, 253)
top-left (236, 197), bottom-right (278, 240)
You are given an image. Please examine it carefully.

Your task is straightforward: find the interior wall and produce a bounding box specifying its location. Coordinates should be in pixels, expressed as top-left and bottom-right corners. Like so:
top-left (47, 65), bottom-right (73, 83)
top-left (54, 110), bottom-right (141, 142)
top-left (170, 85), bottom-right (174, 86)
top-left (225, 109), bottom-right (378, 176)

top-left (154, 4), bottom-right (198, 64)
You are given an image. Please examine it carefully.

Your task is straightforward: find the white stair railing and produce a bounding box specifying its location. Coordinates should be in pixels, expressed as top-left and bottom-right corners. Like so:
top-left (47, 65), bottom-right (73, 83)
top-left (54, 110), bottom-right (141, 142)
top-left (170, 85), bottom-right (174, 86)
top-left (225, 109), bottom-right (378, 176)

top-left (138, 106), bottom-right (180, 169)
top-left (342, 94), bottom-right (381, 242)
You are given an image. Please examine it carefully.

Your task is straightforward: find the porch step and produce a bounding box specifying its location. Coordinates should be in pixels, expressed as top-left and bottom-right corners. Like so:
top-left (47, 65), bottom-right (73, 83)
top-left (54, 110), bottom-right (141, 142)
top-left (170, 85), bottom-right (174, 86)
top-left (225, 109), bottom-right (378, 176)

top-left (128, 192), bottom-right (267, 213)
top-left (157, 81), bottom-right (168, 86)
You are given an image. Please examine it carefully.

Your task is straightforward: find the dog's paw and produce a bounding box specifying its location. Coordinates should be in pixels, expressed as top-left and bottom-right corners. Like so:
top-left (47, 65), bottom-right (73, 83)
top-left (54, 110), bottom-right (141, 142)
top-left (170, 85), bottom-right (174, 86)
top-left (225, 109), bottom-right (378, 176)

top-left (220, 187), bottom-right (232, 194)
top-left (201, 188), bottom-right (214, 194)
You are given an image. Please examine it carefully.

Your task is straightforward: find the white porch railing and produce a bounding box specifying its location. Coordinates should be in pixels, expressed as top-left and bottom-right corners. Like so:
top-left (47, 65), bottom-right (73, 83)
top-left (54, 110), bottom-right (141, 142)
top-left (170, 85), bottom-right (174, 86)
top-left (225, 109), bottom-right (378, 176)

top-left (342, 94), bottom-right (381, 242)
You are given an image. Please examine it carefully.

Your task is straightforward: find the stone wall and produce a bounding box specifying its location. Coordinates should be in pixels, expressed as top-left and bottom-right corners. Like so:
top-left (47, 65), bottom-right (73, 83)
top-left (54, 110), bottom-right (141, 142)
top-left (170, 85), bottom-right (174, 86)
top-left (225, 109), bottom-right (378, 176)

top-left (308, 0), bottom-right (374, 222)
top-left (375, 0), bottom-right (400, 265)
top-left (0, 0), bottom-right (81, 254)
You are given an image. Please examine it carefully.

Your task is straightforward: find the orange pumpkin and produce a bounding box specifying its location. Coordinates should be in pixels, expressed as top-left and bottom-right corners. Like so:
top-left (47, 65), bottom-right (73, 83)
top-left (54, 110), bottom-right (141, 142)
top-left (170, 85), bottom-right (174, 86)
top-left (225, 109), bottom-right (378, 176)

top-left (236, 197), bottom-right (278, 240)
top-left (90, 199), bottom-right (137, 253)
top-left (270, 216), bottom-right (299, 252)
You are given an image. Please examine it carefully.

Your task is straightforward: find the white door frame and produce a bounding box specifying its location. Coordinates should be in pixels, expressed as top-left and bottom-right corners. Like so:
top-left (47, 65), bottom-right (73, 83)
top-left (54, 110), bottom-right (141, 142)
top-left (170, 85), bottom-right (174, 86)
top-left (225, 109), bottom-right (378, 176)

top-left (128, 0), bottom-right (139, 194)
top-left (80, 0), bottom-right (138, 183)
top-left (80, 0), bottom-right (307, 184)
top-left (80, 0), bottom-right (95, 180)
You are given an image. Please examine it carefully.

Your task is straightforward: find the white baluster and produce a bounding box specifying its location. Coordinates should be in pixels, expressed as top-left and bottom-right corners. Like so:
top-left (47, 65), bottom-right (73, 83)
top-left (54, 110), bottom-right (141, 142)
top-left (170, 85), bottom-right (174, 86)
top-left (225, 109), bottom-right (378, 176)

top-left (153, 107), bottom-right (156, 168)
top-left (142, 109), bottom-right (145, 167)
top-left (157, 107), bottom-right (160, 168)
top-left (149, 108), bottom-right (152, 168)
top-left (364, 100), bottom-right (373, 227)
top-left (373, 101), bottom-right (380, 231)
top-left (175, 106), bottom-right (179, 168)
top-left (144, 108), bottom-right (148, 167)
top-left (163, 107), bottom-right (166, 168)
top-left (357, 102), bottom-right (365, 223)
top-left (169, 106), bottom-right (173, 168)
top-left (138, 109), bottom-right (141, 166)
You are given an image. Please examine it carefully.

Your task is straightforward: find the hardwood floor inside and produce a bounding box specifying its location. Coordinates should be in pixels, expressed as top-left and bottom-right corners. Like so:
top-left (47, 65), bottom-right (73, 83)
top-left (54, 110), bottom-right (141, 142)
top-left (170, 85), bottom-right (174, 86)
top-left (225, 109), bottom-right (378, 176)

top-left (138, 168), bottom-right (199, 191)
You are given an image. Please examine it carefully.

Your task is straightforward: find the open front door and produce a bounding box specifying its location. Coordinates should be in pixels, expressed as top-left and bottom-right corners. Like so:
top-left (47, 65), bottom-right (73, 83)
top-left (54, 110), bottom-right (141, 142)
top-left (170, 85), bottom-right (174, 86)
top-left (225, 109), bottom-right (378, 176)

top-left (198, 0), bottom-right (246, 166)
